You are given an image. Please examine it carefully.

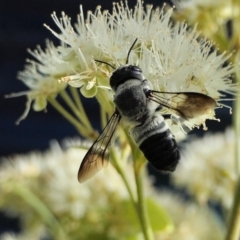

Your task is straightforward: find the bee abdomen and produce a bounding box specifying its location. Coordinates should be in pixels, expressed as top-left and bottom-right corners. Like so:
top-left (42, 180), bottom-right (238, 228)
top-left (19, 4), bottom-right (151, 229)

top-left (139, 130), bottom-right (180, 172)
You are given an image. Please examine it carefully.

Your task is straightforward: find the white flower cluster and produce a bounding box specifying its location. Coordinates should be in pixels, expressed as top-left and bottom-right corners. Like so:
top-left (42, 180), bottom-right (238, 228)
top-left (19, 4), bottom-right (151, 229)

top-left (0, 139), bottom-right (224, 240)
top-left (0, 140), bottom-right (135, 239)
top-left (172, 128), bottom-right (237, 209)
top-left (0, 141), bottom-right (130, 217)
top-left (11, 0), bottom-right (234, 131)
top-left (45, 1), bottom-right (234, 98)
top-left (7, 41), bottom-right (69, 124)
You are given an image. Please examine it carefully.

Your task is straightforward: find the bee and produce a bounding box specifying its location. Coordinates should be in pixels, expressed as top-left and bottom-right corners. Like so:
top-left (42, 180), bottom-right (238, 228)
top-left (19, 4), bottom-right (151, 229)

top-left (78, 39), bottom-right (216, 183)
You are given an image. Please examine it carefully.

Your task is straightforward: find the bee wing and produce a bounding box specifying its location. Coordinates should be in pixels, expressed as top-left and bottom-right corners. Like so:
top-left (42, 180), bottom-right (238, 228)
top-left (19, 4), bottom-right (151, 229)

top-left (148, 90), bottom-right (216, 120)
top-left (78, 110), bottom-right (121, 183)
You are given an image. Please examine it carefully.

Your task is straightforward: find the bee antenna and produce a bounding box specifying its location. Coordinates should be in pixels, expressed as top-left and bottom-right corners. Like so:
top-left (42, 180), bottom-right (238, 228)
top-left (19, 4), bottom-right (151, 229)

top-left (94, 59), bottom-right (116, 69)
top-left (126, 38), bottom-right (138, 65)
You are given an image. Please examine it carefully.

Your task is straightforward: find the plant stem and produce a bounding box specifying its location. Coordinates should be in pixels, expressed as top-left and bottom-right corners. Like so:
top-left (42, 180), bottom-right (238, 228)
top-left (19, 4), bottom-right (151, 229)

top-left (9, 182), bottom-right (68, 240)
top-left (110, 148), bottom-right (137, 210)
top-left (110, 128), bottom-right (154, 240)
top-left (59, 90), bottom-right (89, 128)
top-left (69, 87), bottom-right (94, 131)
top-left (234, 88), bottom-right (240, 174)
top-left (95, 88), bottom-right (114, 114)
top-left (59, 90), bottom-right (83, 120)
top-left (100, 108), bottom-right (108, 130)
top-left (123, 130), bottom-right (154, 240)
top-left (225, 176), bottom-right (240, 240)
top-left (225, 106), bottom-right (240, 238)
top-left (47, 97), bottom-right (87, 136)
top-left (111, 147), bottom-right (154, 240)
top-left (225, 53), bottom-right (240, 239)
top-left (134, 160), bottom-right (154, 240)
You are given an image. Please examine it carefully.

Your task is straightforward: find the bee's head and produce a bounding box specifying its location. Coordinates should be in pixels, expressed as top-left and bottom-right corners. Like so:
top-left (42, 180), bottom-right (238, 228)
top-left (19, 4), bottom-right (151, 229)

top-left (95, 38), bottom-right (141, 91)
top-left (110, 65), bottom-right (144, 91)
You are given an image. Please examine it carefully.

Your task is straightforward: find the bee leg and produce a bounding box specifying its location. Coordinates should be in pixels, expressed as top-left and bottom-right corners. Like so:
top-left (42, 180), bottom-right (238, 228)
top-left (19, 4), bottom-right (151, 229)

top-left (162, 114), bottom-right (190, 134)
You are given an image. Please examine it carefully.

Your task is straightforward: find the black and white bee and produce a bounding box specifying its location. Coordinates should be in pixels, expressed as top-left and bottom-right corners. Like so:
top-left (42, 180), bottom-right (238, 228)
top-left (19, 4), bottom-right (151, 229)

top-left (78, 39), bottom-right (216, 183)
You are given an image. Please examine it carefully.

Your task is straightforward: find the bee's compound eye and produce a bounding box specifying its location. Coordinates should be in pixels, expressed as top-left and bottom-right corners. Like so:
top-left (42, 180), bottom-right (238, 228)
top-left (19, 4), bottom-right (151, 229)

top-left (130, 66), bottom-right (141, 72)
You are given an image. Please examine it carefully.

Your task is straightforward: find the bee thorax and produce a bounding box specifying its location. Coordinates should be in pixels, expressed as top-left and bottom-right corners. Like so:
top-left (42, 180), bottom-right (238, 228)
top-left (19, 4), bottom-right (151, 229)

top-left (114, 82), bottom-right (150, 124)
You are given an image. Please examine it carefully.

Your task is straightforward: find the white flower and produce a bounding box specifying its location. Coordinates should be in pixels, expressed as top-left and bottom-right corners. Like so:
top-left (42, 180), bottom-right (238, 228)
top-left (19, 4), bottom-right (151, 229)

top-left (39, 0), bottom-right (234, 131)
top-left (6, 41), bottom-right (70, 124)
top-left (0, 137), bottom-right (228, 239)
top-left (172, 128), bottom-right (237, 209)
top-left (0, 140), bottom-right (131, 218)
top-left (8, 0), bottom-right (235, 133)
top-left (10, 0), bottom-right (235, 131)
top-left (0, 232), bottom-right (45, 240)
top-left (0, 139), bottom-right (138, 239)
top-left (44, 143), bottom-right (131, 219)
top-left (0, 233), bottom-right (26, 240)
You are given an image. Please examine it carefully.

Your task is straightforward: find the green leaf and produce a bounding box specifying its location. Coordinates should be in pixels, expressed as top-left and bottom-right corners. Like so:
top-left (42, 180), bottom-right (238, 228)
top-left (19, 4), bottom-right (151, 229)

top-left (121, 200), bottom-right (140, 231)
top-left (146, 197), bottom-right (174, 232)
top-left (125, 235), bottom-right (139, 240)
top-left (120, 197), bottom-right (173, 238)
